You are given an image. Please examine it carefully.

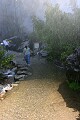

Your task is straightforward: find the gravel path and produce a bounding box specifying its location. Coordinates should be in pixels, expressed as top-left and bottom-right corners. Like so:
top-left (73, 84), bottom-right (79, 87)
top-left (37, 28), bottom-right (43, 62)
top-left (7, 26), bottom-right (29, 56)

top-left (0, 53), bottom-right (80, 120)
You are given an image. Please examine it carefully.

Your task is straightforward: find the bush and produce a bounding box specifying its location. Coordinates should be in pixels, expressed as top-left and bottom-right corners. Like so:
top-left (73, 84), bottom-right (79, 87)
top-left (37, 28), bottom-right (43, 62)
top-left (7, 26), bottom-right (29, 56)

top-left (60, 44), bottom-right (75, 62)
top-left (68, 82), bottom-right (80, 90)
top-left (0, 46), bottom-right (13, 69)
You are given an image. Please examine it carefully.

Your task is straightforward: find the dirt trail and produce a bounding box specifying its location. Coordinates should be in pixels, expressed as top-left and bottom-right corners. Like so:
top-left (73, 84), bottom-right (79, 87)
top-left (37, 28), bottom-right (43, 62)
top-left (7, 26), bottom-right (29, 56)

top-left (0, 54), bottom-right (80, 120)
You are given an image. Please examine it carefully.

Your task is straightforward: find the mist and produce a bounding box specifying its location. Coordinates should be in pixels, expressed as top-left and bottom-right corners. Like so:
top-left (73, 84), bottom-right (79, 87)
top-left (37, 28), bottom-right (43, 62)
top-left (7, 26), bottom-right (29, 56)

top-left (0, 0), bottom-right (50, 40)
top-left (0, 0), bottom-right (79, 40)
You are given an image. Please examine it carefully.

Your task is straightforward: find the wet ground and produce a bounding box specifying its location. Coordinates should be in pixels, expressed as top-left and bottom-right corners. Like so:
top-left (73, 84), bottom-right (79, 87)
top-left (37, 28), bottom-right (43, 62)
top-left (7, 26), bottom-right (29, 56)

top-left (0, 53), bottom-right (80, 120)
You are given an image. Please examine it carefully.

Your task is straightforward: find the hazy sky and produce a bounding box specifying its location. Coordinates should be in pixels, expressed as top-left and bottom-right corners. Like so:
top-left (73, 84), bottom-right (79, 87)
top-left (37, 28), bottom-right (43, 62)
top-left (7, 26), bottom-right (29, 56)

top-left (51, 0), bottom-right (80, 12)
top-left (1, 0), bottom-right (80, 36)
top-left (22, 0), bottom-right (80, 32)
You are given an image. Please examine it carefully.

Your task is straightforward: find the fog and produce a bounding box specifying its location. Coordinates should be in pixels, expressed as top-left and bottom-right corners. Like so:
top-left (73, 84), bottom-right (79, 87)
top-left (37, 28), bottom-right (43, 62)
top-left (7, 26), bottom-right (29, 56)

top-left (0, 0), bottom-right (79, 40)
top-left (0, 0), bottom-right (50, 40)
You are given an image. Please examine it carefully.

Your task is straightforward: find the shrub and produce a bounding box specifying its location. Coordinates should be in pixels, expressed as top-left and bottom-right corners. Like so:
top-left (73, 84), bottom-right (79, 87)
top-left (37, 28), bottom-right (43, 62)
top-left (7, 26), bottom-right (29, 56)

top-left (0, 46), bottom-right (13, 69)
top-left (68, 82), bottom-right (80, 90)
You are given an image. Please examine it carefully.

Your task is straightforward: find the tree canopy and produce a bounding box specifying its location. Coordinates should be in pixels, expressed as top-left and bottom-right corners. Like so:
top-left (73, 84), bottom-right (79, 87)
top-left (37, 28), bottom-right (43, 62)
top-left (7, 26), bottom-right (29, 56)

top-left (32, 4), bottom-right (80, 61)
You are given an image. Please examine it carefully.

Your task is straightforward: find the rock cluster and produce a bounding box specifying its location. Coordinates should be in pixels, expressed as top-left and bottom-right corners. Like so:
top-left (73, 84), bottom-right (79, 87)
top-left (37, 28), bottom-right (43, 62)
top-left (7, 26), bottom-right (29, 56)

top-left (0, 61), bottom-right (32, 100)
top-left (65, 48), bottom-right (80, 83)
top-left (15, 64), bottom-right (32, 81)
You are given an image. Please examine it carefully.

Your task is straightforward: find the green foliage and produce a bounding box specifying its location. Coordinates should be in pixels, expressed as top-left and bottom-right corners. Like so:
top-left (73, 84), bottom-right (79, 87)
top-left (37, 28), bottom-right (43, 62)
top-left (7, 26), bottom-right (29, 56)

top-left (0, 46), bottom-right (13, 69)
top-left (32, 16), bottom-right (46, 41)
top-left (61, 44), bottom-right (75, 62)
top-left (31, 4), bottom-right (80, 62)
top-left (68, 82), bottom-right (80, 90)
top-left (47, 45), bottom-right (61, 61)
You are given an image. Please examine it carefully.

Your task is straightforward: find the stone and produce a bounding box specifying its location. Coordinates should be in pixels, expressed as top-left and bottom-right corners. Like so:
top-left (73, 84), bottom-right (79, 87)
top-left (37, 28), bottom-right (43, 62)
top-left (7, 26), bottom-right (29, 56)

top-left (3, 84), bottom-right (13, 91)
top-left (0, 86), bottom-right (6, 100)
top-left (19, 78), bottom-right (24, 81)
top-left (15, 81), bottom-right (20, 84)
top-left (11, 67), bottom-right (17, 72)
top-left (19, 67), bottom-right (28, 71)
top-left (12, 83), bottom-right (19, 87)
top-left (17, 64), bottom-right (27, 68)
top-left (7, 75), bottom-right (15, 84)
top-left (27, 72), bottom-right (32, 76)
top-left (15, 75), bottom-right (25, 80)
top-left (17, 71), bottom-right (28, 75)
top-left (25, 75), bottom-right (28, 78)
top-left (0, 86), bottom-right (4, 93)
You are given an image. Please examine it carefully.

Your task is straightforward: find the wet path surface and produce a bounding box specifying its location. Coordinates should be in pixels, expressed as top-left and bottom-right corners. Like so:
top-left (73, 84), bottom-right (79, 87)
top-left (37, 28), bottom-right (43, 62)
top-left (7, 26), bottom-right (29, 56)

top-left (0, 54), bottom-right (80, 120)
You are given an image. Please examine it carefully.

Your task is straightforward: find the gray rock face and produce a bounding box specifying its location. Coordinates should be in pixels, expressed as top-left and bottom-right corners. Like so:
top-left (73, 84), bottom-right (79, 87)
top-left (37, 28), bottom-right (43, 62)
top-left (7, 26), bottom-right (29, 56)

top-left (66, 48), bottom-right (80, 83)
